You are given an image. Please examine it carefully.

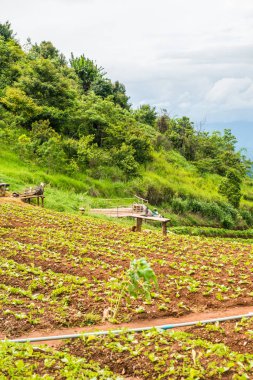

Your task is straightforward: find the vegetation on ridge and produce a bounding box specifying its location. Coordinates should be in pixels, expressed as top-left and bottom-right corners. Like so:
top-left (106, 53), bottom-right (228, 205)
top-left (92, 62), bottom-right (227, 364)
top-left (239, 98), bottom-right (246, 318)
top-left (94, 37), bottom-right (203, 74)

top-left (0, 21), bottom-right (253, 228)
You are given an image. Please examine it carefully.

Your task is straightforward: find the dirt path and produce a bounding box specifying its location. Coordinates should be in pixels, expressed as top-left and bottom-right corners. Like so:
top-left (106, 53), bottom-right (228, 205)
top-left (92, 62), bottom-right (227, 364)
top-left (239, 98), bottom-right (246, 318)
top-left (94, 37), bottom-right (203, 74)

top-left (0, 196), bottom-right (29, 207)
top-left (3, 305), bottom-right (253, 348)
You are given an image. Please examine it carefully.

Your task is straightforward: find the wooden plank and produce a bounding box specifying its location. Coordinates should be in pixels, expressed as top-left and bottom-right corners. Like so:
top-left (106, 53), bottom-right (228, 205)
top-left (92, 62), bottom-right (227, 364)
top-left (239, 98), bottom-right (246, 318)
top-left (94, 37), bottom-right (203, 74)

top-left (131, 214), bottom-right (170, 236)
top-left (20, 195), bottom-right (45, 200)
top-left (131, 214), bottom-right (170, 222)
top-left (20, 194), bottom-right (45, 207)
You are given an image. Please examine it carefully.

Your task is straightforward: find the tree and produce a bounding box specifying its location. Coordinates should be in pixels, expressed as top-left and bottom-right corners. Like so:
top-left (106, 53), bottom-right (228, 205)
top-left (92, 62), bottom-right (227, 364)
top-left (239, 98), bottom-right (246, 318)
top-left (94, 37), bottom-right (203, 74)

top-left (156, 109), bottom-right (170, 133)
top-left (129, 137), bottom-right (152, 164)
top-left (28, 41), bottom-right (66, 65)
top-left (0, 21), bottom-right (16, 41)
top-left (134, 104), bottom-right (157, 126)
top-left (91, 76), bottom-right (113, 98)
top-left (0, 87), bottom-right (42, 125)
top-left (218, 169), bottom-right (242, 208)
top-left (70, 53), bottom-right (105, 92)
top-left (17, 58), bottom-right (78, 110)
top-left (111, 81), bottom-right (130, 110)
top-left (36, 136), bottom-right (67, 172)
top-left (0, 36), bottom-right (24, 89)
top-left (112, 143), bottom-right (139, 179)
top-left (9, 57), bottom-right (81, 132)
top-left (70, 55), bottom-right (130, 109)
top-left (31, 120), bottom-right (59, 144)
top-left (166, 116), bottom-right (196, 160)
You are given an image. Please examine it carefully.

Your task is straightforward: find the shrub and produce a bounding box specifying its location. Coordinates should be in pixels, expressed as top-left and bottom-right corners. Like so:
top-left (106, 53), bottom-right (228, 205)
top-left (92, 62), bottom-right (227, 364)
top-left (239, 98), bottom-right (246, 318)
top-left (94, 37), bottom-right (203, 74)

top-left (218, 169), bottom-right (242, 208)
top-left (187, 199), bottom-right (225, 222)
top-left (171, 197), bottom-right (188, 214)
top-left (240, 209), bottom-right (253, 227)
top-left (221, 215), bottom-right (235, 229)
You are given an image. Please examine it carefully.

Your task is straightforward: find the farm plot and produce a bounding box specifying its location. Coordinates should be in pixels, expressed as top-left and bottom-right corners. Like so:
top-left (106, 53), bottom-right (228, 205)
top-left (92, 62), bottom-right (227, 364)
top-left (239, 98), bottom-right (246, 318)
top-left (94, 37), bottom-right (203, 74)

top-left (61, 317), bottom-right (253, 379)
top-left (0, 340), bottom-right (119, 379)
top-left (1, 317), bottom-right (253, 379)
top-left (0, 202), bottom-right (253, 337)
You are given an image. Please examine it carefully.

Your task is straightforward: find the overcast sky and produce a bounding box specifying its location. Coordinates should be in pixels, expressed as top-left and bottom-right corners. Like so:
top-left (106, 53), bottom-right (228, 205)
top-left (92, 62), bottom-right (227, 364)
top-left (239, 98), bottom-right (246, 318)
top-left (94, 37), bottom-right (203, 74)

top-left (1, 0), bottom-right (253, 152)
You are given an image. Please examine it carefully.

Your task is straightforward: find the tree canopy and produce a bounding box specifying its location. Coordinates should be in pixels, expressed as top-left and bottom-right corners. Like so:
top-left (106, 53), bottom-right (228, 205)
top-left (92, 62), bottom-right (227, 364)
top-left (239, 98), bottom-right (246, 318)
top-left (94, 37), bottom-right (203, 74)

top-left (0, 22), bottom-right (251, 207)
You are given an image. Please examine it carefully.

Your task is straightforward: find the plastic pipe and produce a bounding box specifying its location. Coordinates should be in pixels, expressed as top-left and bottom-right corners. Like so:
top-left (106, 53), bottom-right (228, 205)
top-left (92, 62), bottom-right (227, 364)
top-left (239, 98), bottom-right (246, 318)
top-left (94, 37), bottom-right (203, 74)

top-left (5, 312), bottom-right (253, 343)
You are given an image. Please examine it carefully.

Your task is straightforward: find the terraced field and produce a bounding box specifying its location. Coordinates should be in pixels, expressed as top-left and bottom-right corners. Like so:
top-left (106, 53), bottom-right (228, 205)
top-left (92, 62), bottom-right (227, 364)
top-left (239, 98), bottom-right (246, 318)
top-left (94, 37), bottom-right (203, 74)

top-left (62, 317), bottom-right (253, 379)
top-left (2, 318), bottom-right (253, 379)
top-left (1, 200), bottom-right (253, 378)
top-left (0, 200), bottom-right (253, 337)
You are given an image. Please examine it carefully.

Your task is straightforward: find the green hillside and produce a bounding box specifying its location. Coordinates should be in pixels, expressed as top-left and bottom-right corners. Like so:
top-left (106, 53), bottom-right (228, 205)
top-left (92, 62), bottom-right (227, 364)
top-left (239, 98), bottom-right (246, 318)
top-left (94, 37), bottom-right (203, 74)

top-left (1, 140), bottom-right (253, 230)
top-left (0, 21), bottom-right (253, 229)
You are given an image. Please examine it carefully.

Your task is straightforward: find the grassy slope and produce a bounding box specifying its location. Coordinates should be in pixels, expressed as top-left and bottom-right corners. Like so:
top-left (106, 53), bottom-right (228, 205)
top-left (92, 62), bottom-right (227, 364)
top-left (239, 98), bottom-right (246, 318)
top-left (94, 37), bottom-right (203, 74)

top-left (1, 143), bottom-right (253, 223)
top-left (145, 151), bottom-right (223, 201)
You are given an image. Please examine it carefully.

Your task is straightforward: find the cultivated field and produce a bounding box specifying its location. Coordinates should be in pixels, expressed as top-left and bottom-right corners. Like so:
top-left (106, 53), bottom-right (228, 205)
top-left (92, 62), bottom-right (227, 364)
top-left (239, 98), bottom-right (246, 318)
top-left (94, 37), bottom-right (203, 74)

top-left (2, 318), bottom-right (253, 378)
top-left (0, 200), bottom-right (253, 378)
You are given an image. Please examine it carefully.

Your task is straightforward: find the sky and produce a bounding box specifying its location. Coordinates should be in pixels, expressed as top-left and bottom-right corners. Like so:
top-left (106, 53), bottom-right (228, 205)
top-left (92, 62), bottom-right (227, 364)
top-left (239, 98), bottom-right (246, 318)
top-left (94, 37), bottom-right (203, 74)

top-left (1, 0), bottom-right (253, 155)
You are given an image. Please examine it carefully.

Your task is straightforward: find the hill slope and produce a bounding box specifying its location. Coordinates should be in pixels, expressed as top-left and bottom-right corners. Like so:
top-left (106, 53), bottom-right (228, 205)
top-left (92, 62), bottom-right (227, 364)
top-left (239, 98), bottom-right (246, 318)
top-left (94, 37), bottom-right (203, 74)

top-left (1, 142), bottom-right (253, 228)
top-left (0, 23), bottom-right (253, 228)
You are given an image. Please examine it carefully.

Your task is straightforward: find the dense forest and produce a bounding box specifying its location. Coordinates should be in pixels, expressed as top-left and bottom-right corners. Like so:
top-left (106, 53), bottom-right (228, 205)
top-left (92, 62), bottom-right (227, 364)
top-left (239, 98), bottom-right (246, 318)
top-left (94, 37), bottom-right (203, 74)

top-left (0, 21), bottom-right (253, 228)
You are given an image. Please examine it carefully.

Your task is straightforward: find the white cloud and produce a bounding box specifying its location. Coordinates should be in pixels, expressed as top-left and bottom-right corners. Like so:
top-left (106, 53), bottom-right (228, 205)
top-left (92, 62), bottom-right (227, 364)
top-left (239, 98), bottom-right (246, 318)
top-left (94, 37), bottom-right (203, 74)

top-left (1, 0), bottom-right (253, 124)
top-left (206, 78), bottom-right (252, 103)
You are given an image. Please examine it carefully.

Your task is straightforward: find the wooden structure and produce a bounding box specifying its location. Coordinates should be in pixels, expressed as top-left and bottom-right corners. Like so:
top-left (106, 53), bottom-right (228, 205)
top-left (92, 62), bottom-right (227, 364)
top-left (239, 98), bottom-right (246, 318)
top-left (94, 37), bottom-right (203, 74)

top-left (132, 203), bottom-right (145, 213)
top-left (90, 207), bottom-right (133, 217)
top-left (131, 215), bottom-right (170, 236)
top-left (134, 195), bottom-right (148, 204)
top-left (19, 183), bottom-right (45, 207)
top-left (20, 194), bottom-right (45, 207)
top-left (0, 183), bottom-right (9, 197)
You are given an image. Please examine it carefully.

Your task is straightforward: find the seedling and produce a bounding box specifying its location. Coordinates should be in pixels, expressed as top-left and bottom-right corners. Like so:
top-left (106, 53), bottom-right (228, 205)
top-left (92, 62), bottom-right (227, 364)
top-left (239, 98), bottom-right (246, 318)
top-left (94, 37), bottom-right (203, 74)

top-left (110, 258), bottom-right (158, 320)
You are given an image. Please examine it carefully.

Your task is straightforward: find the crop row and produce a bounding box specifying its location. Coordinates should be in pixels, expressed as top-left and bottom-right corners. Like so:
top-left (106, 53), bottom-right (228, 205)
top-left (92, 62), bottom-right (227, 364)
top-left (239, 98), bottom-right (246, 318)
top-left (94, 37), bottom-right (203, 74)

top-left (0, 202), bottom-right (253, 336)
top-left (61, 317), bottom-right (253, 379)
top-left (1, 317), bottom-right (253, 379)
top-left (0, 340), bottom-right (119, 379)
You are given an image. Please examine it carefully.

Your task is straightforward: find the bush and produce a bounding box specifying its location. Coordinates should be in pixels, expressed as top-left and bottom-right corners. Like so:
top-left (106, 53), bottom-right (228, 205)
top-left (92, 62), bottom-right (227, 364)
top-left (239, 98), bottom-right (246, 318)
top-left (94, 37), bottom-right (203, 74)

top-left (221, 215), bottom-right (235, 229)
top-left (146, 184), bottom-right (162, 204)
top-left (171, 197), bottom-right (188, 214)
top-left (202, 202), bottom-right (225, 220)
top-left (171, 226), bottom-right (253, 238)
top-left (218, 201), bottom-right (238, 220)
top-left (187, 199), bottom-right (225, 222)
top-left (87, 165), bottom-right (125, 181)
top-left (218, 169), bottom-right (242, 208)
top-left (240, 209), bottom-right (253, 227)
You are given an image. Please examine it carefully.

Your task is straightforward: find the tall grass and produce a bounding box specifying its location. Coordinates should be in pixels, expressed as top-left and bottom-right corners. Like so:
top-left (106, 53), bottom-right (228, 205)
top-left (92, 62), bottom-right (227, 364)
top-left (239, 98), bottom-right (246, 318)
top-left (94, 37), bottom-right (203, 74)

top-left (1, 143), bottom-right (253, 226)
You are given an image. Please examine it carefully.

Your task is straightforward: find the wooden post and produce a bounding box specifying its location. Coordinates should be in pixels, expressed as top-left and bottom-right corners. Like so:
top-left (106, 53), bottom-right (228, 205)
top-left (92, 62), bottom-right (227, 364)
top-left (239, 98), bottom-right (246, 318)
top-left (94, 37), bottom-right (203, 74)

top-left (136, 217), bottom-right (142, 232)
top-left (162, 221), bottom-right (167, 236)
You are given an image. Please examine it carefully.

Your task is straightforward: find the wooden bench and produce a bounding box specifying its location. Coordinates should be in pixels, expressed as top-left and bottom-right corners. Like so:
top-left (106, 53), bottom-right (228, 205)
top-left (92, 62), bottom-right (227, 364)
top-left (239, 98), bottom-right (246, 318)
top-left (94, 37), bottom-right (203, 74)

top-left (20, 195), bottom-right (45, 207)
top-left (0, 183), bottom-right (9, 197)
top-left (131, 214), bottom-right (170, 236)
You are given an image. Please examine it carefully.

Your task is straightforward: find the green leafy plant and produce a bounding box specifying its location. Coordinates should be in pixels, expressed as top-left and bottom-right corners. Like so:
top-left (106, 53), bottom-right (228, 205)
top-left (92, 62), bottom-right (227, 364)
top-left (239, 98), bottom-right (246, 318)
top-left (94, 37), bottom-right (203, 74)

top-left (111, 258), bottom-right (158, 320)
